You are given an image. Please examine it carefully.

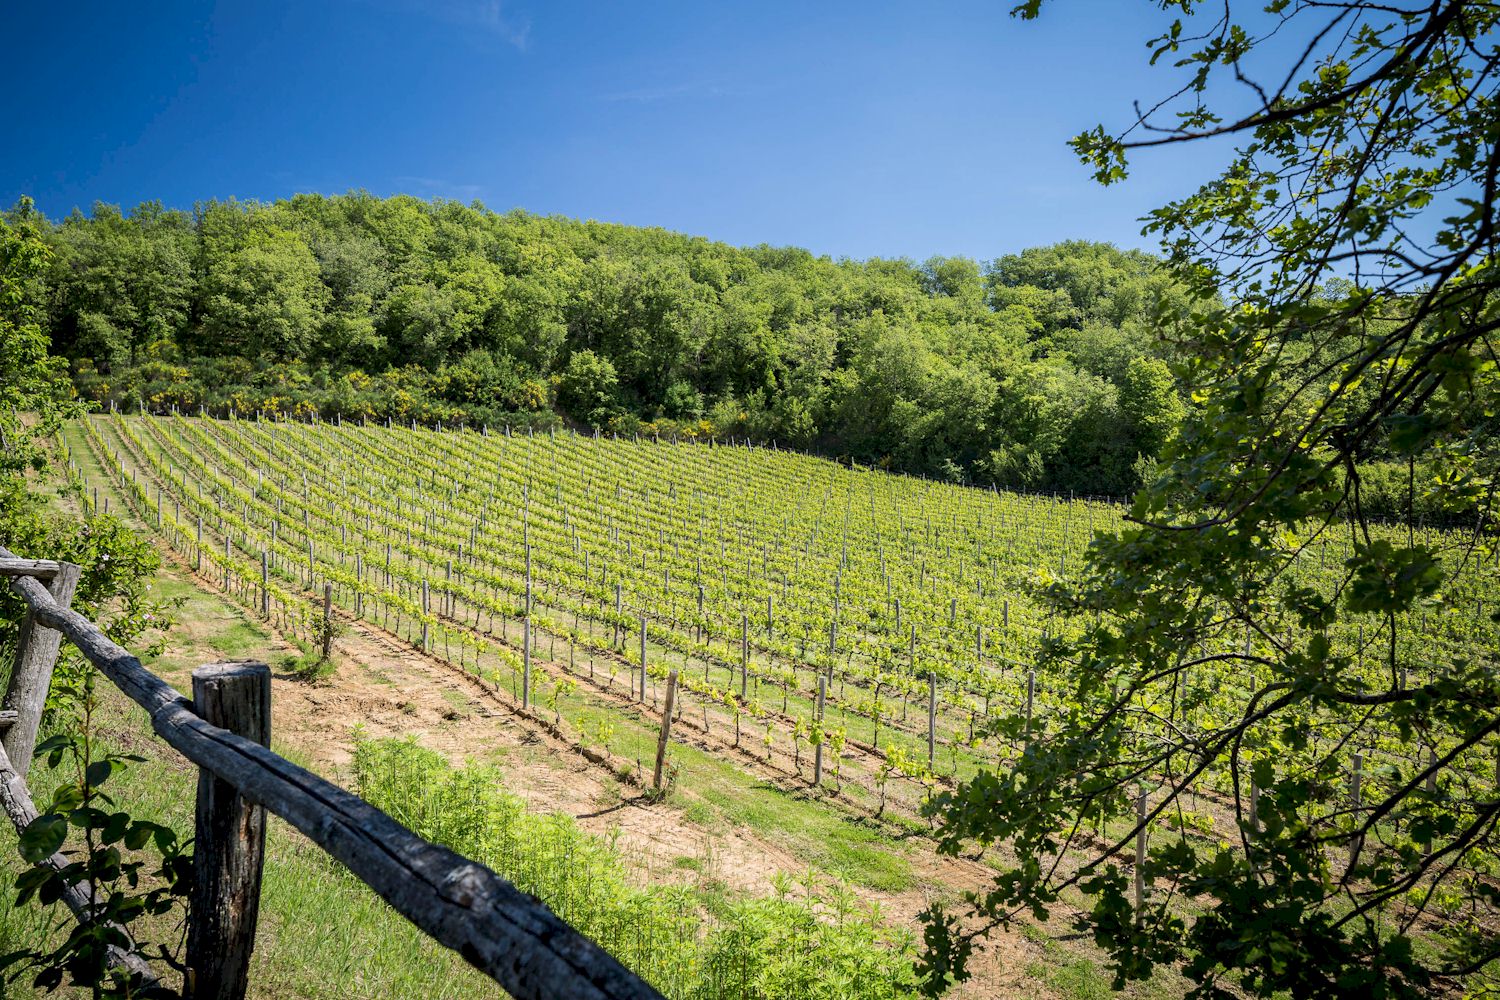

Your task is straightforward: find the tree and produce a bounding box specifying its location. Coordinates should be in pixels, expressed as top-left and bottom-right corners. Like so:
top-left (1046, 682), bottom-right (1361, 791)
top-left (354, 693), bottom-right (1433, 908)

top-left (923, 3), bottom-right (1500, 997)
top-left (1118, 355), bottom-right (1183, 463)
top-left (44, 202), bottom-right (193, 371)
top-left (987, 240), bottom-right (1162, 332)
top-left (0, 208), bottom-right (72, 498)
top-left (557, 349), bottom-right (622, 428)
top-left (198, 225), bottom-right (328, 360)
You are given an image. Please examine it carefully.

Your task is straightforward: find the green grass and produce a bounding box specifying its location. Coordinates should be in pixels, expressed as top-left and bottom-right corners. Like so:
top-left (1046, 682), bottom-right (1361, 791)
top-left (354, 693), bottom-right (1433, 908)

top-left (0, 695), bottom-right (500, 1000)
top-left (0, 536), bottom-right (914, 996)
top-left (1019, 923), bottom-right (1184, 1000)
top-left (439, 688), bottom-right (473, 718)
top-left (352, 736), bottom-right (919, 999)
top-left (566, 698), bottom-right (914, 892)
top-left (24, 423), bottom-right (1193, 997)
top-left (0, 560), bottom-right (502, 1000)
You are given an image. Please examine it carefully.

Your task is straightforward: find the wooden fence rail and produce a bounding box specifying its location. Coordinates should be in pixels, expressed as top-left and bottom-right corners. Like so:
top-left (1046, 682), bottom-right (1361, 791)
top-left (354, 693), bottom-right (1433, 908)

top-left (0, 546), bottom-right (663, 1000)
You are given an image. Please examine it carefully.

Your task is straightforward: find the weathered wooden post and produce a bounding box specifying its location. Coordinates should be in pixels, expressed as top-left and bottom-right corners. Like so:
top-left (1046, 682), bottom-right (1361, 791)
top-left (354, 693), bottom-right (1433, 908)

top-left (1348, 753), bottom-right (1363, 870)
top-left (653, 669), bottom-right (679, 793)
top-left (740, 613), bottom-right (749, 699)
top-left (186, 661), bottom-right (270, 1000)
top-left (1248, 777), bottom-right (1260, 835)
top-left (1025, 670), bottom-right (1036, 740)
top-left (523, 544), bottom-right (532, 709)
top-left (259, 551), bottom-right (269, 619)
top-left (223, 536), bottom-right (231, 593)
top-left (613, 583), bottom-right (622, 647)
top-left (196, 517), bottom-right (204, 572)
top-left (321, 584), bottom-right (334, 662)
top-left (927, 672), bottom-right (937, 770)
top-left (813, 675), bottom-right (827, 786)
top-left (1424, 747), bottom-right (1438, 858)
top-left (639, 613), bottom-right (648, 702)
top-left (421, 580), bottom-right (430, 651)
top-left (2, 562), bottom-right (81, 776)
top-left (1134, 789), bottom-right (1148, 924)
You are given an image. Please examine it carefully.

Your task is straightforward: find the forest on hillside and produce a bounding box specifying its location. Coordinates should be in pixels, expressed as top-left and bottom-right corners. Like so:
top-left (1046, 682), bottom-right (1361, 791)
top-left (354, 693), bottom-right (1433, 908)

top-left (6, 193), bottom-right (1187, 497)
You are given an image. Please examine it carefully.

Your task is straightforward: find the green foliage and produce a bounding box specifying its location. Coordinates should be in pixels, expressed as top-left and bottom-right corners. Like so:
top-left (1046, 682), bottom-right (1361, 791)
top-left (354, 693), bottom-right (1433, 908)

top-left (557, 349), bottom-right (623, 427)
top-left (2, 717), bottom-right (191, 998)
top-left (926, 2), bottom-right (1500, 997)
top-left (1, 205), bottom-right (73, 495)
top-left (15, 192), bottom-right (1199, 497)
top-left (352, 736), bottom-right (918, 999)
top-left (0, 204), bottom-right (185, 995)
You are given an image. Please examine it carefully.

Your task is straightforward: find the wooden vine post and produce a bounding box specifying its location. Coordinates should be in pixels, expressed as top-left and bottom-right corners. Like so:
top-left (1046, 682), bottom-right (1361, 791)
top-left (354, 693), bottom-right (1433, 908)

top-left (259, 551), bottom-right (270, 619)
top-left (421, 580), bottom-right (430, 651)
top-left (1349, 753), bottom-right (1363, 870)
top-left (927, 672), bottom-right (937, 770)
top-left (321, 583), bottom-right (334, 662)
top-left (1133, 789), bottom-right (1148, 924)
top-left (639, 613), bottom-right (648, 702)
top-left (740, 613), bottom-right (749, 698)
top-left (813, 675), bottom-right (827, 786)
top-left (1024, 669), bottom-right (1036, 741)
top-left (186, 661), bottom-right (271, 1000)
top-left (653, 669), bottom-right (679, 793)
top-left (1, 561), bottom-right (81, 777)
top-left (523, 543), bottom-right (532, 709)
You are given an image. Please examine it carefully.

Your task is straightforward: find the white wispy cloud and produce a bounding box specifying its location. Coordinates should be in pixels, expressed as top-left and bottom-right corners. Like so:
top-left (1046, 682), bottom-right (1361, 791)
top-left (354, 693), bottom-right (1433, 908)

top-left (469, 0), bottom-right (531, 50)
top-left (393, 176), bottom-right (487, 200)
top-left (368, 0), bottom-right (532, 51)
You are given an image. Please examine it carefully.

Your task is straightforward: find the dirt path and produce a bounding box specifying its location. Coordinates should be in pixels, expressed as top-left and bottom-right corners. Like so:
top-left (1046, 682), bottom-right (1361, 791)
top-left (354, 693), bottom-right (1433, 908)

top-left (277, 611), bottom-right (1037, 998)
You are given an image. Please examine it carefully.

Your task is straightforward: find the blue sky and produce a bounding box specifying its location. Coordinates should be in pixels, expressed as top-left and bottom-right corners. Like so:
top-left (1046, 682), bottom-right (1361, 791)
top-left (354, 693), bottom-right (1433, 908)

top-left (4, 1), bottom-right (1233, 261)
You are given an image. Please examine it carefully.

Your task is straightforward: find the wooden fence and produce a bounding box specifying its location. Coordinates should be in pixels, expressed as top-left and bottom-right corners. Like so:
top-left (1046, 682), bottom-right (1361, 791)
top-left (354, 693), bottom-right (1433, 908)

top-left (0, 548), bottom-right (663, 1000)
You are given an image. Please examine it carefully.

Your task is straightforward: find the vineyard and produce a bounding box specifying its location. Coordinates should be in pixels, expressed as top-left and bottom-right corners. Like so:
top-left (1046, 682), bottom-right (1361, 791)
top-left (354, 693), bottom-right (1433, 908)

top-left (62, 412), bottom-right (1500, 990)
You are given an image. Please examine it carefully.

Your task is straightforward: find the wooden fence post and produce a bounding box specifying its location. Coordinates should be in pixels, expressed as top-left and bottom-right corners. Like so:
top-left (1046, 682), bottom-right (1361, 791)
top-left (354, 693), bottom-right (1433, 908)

top-left (2, 562), bottom-right (81, 777)
top-left (653, 670), bottom-right (679, 793)
top-left (639, 614), bottom-right (647, 702)
top-left (186, 661), bottom-right (270, 1000)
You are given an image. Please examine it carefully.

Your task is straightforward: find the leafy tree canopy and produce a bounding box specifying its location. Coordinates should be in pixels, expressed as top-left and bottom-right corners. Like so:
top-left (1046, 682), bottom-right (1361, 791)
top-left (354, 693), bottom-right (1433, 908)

top-left (923, 2), bottom-right (1500, 997)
